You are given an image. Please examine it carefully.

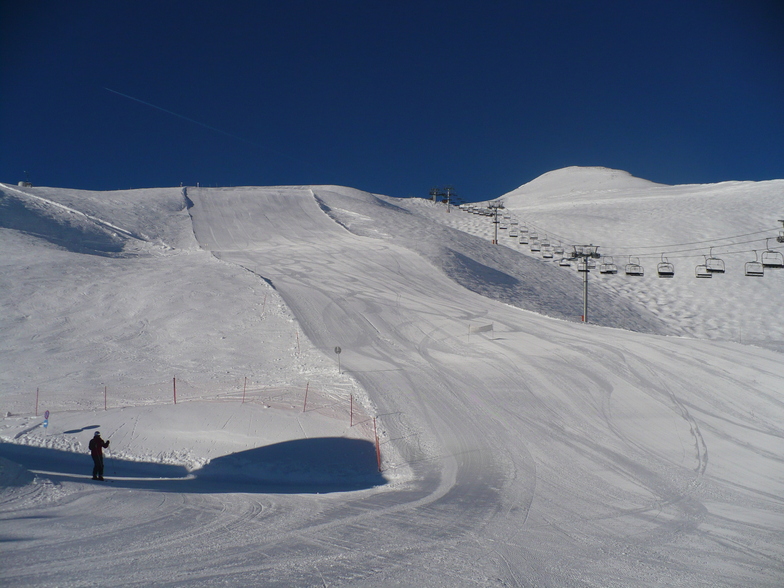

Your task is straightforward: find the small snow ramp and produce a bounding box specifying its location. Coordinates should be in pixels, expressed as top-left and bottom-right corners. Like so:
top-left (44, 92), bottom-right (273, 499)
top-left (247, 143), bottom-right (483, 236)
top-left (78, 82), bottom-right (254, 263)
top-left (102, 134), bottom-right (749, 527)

top-left (187, 186), bottom-right (345, 250)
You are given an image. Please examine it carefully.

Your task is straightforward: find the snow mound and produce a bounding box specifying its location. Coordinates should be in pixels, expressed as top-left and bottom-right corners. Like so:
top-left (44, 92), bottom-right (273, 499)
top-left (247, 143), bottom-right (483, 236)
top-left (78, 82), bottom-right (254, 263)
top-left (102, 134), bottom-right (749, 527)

top-left (0, 456), bottom-right (35, 488)
top-left (503, 166), bottom-right (663, 205)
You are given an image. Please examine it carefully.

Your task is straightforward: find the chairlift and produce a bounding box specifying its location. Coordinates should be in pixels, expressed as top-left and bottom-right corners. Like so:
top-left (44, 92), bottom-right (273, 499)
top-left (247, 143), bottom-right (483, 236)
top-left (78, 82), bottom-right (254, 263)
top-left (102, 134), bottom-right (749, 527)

top-left (509, 228), bottom-right (519, 237)
top-left (695, 258), bottom-right (712, 278)
top-left (541, 235), bottom-right (551, 247)
top-left (587, 258), bottom-right (597, 269)
top-left (599, 256), bottom-right (618, 274)
top-left (745, 251), bottom-right (764, 277)
top-left (542, 246), bottom-right (554, 259)
top-left (510, 219), bottom-right (518, 226)
top-left (529, 232), bottom-right (538, 241)
top-left (705, 247), bottom-right (725, 273)
top-left (625, 256), bottom-right (644, 276)
top-left (554, 242), bottom-right (564, 255)
top-left (530, 241), bottom-right (541, 252)
top-left (519, 235), bottom-right (529, 244)
top-left (520, 225), bottom-right (529, 234)
top-left (761, 239), bottom-right (784, 268)
top-left (559, 257), bottom-right (572, 267)
top-left (657, 254), bottom-right (675, 278)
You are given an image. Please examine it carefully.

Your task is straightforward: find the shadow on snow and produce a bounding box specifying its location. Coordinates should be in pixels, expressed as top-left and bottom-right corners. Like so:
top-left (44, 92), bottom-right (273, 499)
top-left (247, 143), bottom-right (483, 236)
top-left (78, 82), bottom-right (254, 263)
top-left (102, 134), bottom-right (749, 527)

top-left (0, 437), bottom-right (386, 494)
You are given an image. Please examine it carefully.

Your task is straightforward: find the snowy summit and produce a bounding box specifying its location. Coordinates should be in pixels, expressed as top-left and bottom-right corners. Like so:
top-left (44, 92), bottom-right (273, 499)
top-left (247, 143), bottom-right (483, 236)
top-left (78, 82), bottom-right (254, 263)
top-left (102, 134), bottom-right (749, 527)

top-left (1, 168), bottom-right (783, 587)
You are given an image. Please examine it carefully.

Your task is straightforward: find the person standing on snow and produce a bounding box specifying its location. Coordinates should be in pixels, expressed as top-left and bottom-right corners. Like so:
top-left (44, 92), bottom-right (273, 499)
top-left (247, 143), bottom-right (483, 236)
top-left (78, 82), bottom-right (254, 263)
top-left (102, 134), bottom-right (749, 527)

top-left (89, 431), bottom-right (110, 480)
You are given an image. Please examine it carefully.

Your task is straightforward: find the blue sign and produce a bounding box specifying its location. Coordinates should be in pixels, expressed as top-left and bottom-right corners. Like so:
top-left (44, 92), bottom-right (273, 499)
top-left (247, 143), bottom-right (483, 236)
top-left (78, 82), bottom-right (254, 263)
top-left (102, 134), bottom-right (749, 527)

top-left (43, 419), bottom-right (48, 428)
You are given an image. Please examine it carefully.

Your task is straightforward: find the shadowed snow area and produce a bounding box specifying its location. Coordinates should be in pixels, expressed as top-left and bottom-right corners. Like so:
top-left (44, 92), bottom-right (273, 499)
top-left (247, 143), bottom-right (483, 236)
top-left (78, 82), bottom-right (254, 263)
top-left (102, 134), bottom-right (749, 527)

top-left (0, 437), bottom-right (383, 493)
top-left (1, 171), bottom-right (784, 587)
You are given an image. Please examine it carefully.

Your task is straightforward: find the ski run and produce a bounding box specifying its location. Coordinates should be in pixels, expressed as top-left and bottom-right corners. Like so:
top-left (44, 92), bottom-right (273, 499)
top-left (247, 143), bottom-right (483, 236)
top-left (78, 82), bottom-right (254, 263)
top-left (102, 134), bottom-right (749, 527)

top-left (1, 166), bottom-right (783, 587)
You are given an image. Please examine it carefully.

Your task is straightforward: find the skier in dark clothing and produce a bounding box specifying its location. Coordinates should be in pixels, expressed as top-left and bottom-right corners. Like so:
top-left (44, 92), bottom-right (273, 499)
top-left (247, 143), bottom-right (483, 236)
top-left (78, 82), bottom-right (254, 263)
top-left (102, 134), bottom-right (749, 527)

top-left (89, 431), bottom-right (110, 480)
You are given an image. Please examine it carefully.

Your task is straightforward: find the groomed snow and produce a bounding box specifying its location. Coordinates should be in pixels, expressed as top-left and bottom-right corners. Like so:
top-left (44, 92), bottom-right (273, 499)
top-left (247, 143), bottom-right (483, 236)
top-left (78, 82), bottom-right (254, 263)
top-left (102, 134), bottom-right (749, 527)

top-left (1, 169), bottom-right (783, 587)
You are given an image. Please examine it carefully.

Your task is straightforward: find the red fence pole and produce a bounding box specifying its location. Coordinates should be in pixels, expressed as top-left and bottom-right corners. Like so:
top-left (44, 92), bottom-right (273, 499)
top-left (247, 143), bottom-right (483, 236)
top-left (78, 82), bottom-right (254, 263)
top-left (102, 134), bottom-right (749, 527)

top-left (302, 381), bottom-right (309, 412)
top-left (173, 377), bottom-right (177, 405)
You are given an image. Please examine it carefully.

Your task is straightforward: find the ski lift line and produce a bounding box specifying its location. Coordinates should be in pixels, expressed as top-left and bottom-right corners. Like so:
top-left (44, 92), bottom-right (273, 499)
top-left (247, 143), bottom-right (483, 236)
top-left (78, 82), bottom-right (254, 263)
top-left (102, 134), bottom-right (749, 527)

top-left (505, 218), bottom-right (781, 260)
top-left (603, 240), bottom-right (784, 259)
top-left (604, 243), bottom-right (784, 261)
top-left (509, 215), bottom-right (778, 254)
top-left (596, 227), bottom-right (781, 251)
top-left (601, 235), bottom-right (783, 257)
top-left (492, 212), bottom-right (782, 263)
top-left (498, 217), bottom-right (573, 245)
top-left (505, 219), bottom-right (779, 252)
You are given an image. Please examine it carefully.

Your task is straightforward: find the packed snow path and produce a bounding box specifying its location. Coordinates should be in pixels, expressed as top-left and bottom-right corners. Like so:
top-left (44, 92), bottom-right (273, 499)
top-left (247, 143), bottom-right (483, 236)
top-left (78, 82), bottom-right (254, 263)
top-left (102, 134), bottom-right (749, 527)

top-left (1, 182), bottom-right (783, 587)
top-left (184, 186), bottom-right (783, 586)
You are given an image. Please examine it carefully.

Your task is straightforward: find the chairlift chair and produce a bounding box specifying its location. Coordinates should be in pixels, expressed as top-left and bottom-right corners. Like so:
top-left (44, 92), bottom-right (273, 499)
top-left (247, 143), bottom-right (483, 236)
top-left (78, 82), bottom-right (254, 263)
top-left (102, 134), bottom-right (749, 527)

top-left (530, 241), bottom-right (541, 252)
top-left (554, 242), bottom-right (564, 255)
top-left (529, 232), bottom-right (538, 241)
top-left (520, 226), bottom-right (529, 234)
top-left (625, 257), bottom-right (644, 276)
top-left (657, 254), bottom-right (675, 278)
top-left (559, 257), bottom-right (571, 267)
top-left (695, 259), bottom-right (712, 278)
top-left (705, 247), bottom-right (725, 273)
top-left (599, 256), bottom-right (618, 274)
top-left (519, 235), bottom-right (529, 244)
top-left (761, 239), bottom-right (784, 268)
top-left (541, 235), bottom-right (551, 247)
top-left (509, 228), bottom-right (519, 237)
top-left (745, 251), bottom-right (764, 277)
top-left (542, 247), bottom-right (554, 259)
top-left (587, 258), bottom-right (597, 269)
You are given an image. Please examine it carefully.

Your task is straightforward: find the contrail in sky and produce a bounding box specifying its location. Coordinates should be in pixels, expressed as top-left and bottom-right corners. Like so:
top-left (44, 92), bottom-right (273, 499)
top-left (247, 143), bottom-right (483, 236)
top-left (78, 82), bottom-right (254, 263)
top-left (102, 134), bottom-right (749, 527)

top-left (104, 87), bottom-right (250, 143)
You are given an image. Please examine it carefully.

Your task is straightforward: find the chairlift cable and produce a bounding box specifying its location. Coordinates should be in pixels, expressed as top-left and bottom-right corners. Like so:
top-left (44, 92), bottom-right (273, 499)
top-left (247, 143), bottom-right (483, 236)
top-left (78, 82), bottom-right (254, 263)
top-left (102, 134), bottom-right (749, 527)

top-left (604, 239), bottom-right (784, 258)
top-left (500, 216), bottom-right (779, 258)
top-left (600, 227), bottom-right (779, 251)
top-left (608, 243), bottom-right (784, 260)
top-left (482, 204), bottom-right (782, 264)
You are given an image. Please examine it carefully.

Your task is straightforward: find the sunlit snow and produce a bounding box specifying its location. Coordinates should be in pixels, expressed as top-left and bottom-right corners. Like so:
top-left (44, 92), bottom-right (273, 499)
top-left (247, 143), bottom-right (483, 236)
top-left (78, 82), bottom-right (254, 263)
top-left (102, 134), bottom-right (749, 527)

top-left (1, 168), bottom-right (783, 587)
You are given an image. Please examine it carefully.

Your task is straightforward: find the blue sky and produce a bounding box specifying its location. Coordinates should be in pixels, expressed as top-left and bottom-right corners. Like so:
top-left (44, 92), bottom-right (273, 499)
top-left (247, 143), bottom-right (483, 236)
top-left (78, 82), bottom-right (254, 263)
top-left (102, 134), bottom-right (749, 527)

top-left (2, 1), bottom-right (783, 200)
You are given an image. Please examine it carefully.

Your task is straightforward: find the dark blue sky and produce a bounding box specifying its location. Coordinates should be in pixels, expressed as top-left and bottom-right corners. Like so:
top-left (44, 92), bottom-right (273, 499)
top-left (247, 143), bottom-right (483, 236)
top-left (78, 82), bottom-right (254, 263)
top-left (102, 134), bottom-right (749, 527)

top-left (2, 1), bottom-right (783, 200)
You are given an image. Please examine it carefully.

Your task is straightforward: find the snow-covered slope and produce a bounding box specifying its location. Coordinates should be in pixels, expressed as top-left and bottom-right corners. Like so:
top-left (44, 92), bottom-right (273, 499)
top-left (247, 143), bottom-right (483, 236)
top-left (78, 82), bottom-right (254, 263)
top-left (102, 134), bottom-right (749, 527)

top-left (418, 166), bottom-right (784, 349)
top-left (1, 173), bottom-right (783, 587)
